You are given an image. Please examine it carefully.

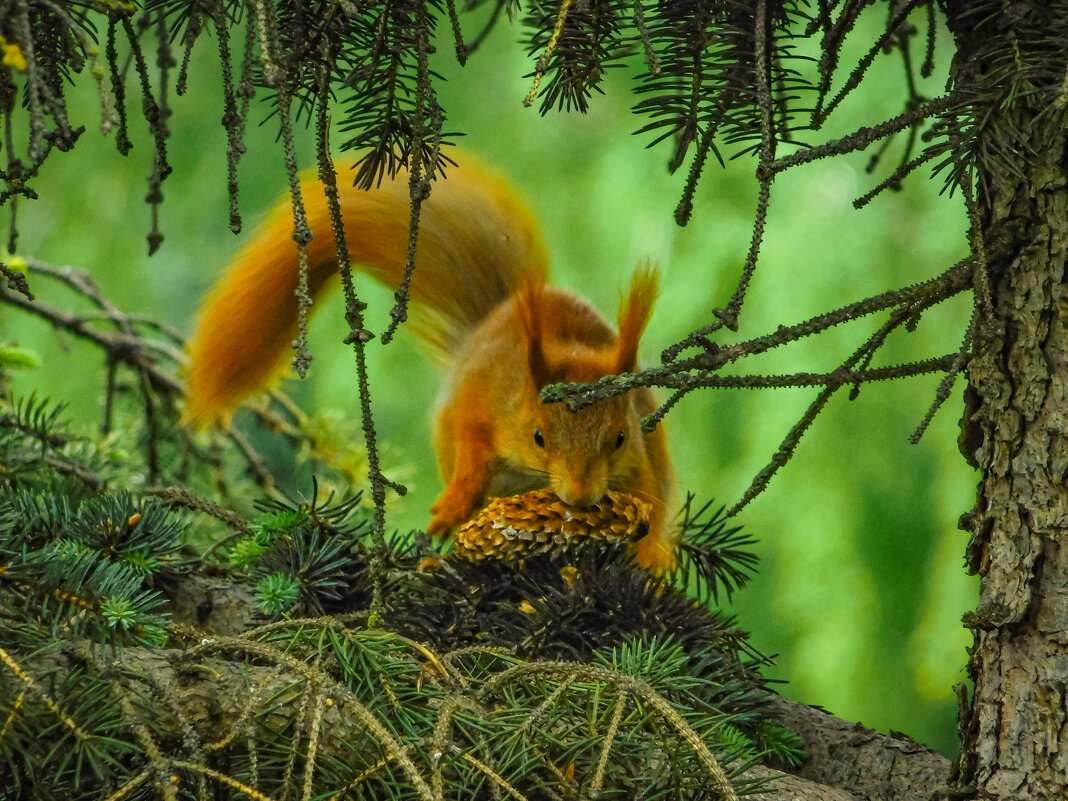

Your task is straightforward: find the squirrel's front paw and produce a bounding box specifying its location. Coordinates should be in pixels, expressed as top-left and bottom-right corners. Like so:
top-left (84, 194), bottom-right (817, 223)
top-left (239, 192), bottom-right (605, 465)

top-left (634, 530), bottom-right (678, 574)
top-left (428, 490), bottom-right (477, 534)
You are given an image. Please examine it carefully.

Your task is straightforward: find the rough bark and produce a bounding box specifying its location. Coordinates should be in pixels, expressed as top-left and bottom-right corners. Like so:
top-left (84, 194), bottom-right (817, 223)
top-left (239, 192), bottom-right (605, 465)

top-left (947, 3), bottom-right (1068, 798)
top-left (746, 766), bottom-right (862, 801)
top-left (759, 694), bottom-right (951, 801)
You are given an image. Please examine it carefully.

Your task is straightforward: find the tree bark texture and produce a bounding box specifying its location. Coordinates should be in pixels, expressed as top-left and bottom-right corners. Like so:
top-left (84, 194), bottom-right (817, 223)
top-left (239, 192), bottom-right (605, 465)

top-left (948, 4), bottom-right (1068, 798)
top-left (759, 694), bottom-right (950, 801)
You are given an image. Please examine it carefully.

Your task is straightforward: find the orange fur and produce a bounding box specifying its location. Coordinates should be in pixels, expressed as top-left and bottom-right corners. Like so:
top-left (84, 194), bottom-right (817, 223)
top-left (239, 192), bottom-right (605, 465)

top-left (186, 154), bottom-right (677, 571)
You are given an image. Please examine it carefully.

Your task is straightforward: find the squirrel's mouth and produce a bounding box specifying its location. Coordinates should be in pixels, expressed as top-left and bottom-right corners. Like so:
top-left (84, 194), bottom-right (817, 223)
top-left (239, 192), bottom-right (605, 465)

top-left (484, 462), bottom-right (550, 501)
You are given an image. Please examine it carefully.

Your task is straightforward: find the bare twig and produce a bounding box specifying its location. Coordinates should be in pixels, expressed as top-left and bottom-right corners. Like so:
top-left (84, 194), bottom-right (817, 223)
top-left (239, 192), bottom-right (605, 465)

top-left (0, 282), bottom-right (183, 397)
top-left (143, 485), bottom-right (252, 536)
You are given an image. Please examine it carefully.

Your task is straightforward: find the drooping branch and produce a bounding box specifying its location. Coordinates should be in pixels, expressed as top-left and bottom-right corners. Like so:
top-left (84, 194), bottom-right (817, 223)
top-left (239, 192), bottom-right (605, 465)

top-left (313, 66), bottom-right (404, 623)
top-left (548, 260), bottom-right (972, 411)
top-left (812, 0), bottom-right (925, 127)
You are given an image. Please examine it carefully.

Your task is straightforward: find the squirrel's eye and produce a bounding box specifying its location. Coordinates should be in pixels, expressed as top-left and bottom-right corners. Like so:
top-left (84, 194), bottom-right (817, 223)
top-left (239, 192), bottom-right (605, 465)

top-left (534, 428), bottom-right (545, 448)
top-left (615, 430), bottom-right (626, 449)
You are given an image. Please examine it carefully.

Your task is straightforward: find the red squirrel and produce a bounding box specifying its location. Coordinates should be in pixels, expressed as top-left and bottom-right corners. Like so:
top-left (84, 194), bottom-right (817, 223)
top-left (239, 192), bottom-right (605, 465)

top-left (185, 154), bottom-right (677, 571)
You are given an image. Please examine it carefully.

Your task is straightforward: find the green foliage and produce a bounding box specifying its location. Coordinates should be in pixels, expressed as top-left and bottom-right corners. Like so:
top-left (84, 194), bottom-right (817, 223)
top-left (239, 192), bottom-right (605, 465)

top-left (232, 484), bottom-right (372, 614)
top-left (249, 507), bottom-right (311, 545)
top-left (0, 378), bottom-right (790, 799)
top-left (228, 536), bottom-right (269, 567)
top-left (158, 625), bottom-right (794, 801)
top-left (332, 0), bottom-right (454, 188)
top-left (633, 1), bottom-right (808, 170)
top-left (255, 571), bottom-right (302, 614)
top-left (0, 665), bottom-right (144, 801)
top-left (676, 495), bottom-right (760, 605)
top-left (1, 393), bottom-right (70, 456)
top-left (0, 403), bottom-right (186, 794)
top-left (0, 485), bottom-right (180, 647)
top-left (523, 0), bottom-right (627, 114)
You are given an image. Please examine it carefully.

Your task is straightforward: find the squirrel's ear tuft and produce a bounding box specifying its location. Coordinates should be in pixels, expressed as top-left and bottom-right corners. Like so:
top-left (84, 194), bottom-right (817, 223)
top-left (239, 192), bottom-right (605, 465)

top-left (615, 264), bottom-right (660, 374)
top-left (516, 280), bottom-right (551, 389)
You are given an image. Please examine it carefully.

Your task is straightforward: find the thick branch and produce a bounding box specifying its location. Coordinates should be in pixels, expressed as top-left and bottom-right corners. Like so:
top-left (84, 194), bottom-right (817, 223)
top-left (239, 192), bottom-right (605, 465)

top-left (747, 766), bottom-right (861, 801)
top-left (760, 693), bottom-right (952, 801)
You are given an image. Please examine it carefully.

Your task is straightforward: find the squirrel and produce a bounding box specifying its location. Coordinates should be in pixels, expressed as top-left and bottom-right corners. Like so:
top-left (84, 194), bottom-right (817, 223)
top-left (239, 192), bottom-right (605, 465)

top-left (185, 154), bottom-right (676, 571)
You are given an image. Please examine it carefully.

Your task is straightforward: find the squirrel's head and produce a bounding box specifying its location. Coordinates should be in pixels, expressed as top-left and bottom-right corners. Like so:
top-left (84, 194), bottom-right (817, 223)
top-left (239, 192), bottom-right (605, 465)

top-left (524, 386), bottom-right (637, 507)
top-left (511, 268), bottom-right (659, 507)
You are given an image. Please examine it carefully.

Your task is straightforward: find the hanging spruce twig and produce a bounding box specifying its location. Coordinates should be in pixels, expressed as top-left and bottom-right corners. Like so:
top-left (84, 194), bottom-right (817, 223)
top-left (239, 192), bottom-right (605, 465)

top-left (854, 146), bottom-right (939, 209)
top-left (106, 14), bottom-right (133, 157)
top-left (443, 0), bottom-right (468, 65)
top-left (462, 0), bottom-right (508, 57)
top-left (13, 0), bottom-right (45, 164)
top-left (812, 0), bottom-right (873, 124)
top-left (524, 0), bottom-right (574, 108)
top-left (921, 0), bottom-right (937, 77)
top-left (214, 10), bottom-right (245, 233)
top-left (245, 0), bottom-right (316, 378)
top-left (313, 55), bottom-right (406, 623)
top-left (381, 0), bottom-right (440, 346)
top-left (674, 123), bottom-right (724, 227)
top-left (632, 0), bottom-right (661, 76)
top-left (36, 0), bottom-right (118, 134)
top-left (728, 8), bottom-right (777, 281)
top-left (814, 0), bottom-right (925, 127)
top-left (910, 314), bottom-right (974, 444)
top-left (769, 94), bottom-right (956, 175)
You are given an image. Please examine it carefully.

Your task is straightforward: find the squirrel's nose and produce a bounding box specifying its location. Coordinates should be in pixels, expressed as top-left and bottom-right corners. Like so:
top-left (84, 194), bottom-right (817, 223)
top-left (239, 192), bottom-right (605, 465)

top-left (558, 478), bottom-right (602, 508)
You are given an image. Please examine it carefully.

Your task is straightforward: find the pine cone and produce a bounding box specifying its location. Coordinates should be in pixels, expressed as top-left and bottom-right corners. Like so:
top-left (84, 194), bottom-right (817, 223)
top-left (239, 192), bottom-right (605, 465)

top-left (453, 490), bottom-right (650, 563)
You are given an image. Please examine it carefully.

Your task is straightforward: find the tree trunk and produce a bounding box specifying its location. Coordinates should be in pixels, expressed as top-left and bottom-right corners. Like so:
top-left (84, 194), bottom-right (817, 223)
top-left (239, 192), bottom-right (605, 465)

top-left (948, 3), bottom-right (1068, 798)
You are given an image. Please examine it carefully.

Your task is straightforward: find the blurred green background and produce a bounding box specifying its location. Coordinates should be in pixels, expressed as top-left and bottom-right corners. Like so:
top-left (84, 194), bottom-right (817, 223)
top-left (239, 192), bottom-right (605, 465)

top-left (6, 8), bottom-right (974, 755)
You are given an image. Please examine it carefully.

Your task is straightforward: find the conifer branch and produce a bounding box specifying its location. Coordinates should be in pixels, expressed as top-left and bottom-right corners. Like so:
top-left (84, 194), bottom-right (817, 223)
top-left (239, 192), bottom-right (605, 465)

top-left (144, 485), bottom-right (251, 535)
top-left (813, 0), bottom-right (924, 127)
top-left (314, 78), bottom-right (398, 623)
top-left (170, 761), bottom-right (278, 801)
top-left (552, 260), bottom-right (972, 412)
top-left (0, 276), bottom-right (183, 396)
top-left (478, 660), bottom-right (739, 801)
top-left (101, 768), bottom-right (152, 801)
top-left (770, 94), bottom-right (957, 175)
top-left (0, 644), bottom-right (91, 743)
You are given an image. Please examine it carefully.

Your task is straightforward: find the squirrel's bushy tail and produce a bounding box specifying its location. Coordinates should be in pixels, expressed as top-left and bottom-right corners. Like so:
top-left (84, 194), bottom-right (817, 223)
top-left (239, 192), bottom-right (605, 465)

top-left (185, 156), bottom-right (548, 425)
